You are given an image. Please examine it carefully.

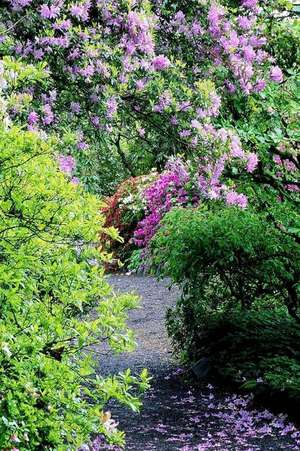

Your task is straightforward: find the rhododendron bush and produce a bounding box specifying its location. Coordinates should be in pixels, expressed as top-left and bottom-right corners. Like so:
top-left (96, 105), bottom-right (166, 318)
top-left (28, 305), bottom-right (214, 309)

top-left (0, 0), bottom-right (294, 196)
top-left (101, 172), bottom-right (157, 266)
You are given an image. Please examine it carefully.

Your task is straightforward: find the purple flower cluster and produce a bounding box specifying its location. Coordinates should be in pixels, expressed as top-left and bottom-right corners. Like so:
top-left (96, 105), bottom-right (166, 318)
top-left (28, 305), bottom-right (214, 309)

top-left (134, 153), bottom-right (256, 248)
top-left (58, 154), bottom-right (76, 175)
top-left (206, 2), bottom-right (281, 94)
top-left (134, 159), bottom-right (191, 247)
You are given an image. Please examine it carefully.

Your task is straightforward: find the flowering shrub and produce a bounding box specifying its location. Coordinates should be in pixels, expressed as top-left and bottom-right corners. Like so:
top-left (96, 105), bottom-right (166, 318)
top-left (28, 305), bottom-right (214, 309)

top-left (101, 172), bottom-right (157, 265)
top-left (0, 0), bottom-right (291, 195)
top-left (0, 57), bottom-right (150, 449)
top-left (133, 154), bottom-right (257, 249)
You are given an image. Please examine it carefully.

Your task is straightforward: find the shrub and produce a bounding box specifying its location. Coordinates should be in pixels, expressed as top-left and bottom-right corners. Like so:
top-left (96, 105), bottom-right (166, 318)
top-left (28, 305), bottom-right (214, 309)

top-left (151, 206), bottom-right (299, 317)
top-left (151, 206), bottom-right (300, 400)
top-left (101, 173), bottom-right (157, 267)
top-left (167, 307), bottom-right (300, 401)
top-left (0, 126), bottom-right (149, 449)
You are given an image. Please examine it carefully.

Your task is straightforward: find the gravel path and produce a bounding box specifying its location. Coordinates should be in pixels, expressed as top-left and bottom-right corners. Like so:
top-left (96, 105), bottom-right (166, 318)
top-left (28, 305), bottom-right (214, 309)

top-left (98, 274), bottom-right (300, 451)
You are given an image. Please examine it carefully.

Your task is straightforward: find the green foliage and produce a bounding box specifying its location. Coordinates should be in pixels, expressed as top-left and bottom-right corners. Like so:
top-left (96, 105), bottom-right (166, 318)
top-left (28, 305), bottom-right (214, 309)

top-left (151, 206), bottom-right (299, 316)
top-left (0, 126), bottom-right (150, 449)
top-left (151, 206), bottom-right (300, 401)
top-left (167, 306), bottom-right (300, 400)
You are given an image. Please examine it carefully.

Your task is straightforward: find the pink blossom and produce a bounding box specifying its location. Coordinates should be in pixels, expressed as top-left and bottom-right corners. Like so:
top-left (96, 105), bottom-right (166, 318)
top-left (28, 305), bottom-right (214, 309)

top-left (28, 111), bottom-right (39, 125)
top-left (40, 4), bottom-right (60, 19)
top-left (246, 153), bottom-right (259, 173)
top-left (58, 155), bottom-right (76, 174)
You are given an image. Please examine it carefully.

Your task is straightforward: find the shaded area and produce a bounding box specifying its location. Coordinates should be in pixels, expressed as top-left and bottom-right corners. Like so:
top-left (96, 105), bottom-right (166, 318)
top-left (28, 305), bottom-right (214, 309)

top-left (97, 275), bottom-right (300, 451)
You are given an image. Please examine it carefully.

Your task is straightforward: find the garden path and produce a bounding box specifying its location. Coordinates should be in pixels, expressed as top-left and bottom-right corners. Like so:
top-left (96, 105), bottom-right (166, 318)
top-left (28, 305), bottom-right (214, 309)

top-left (98, 274), bottom-right (300, 451)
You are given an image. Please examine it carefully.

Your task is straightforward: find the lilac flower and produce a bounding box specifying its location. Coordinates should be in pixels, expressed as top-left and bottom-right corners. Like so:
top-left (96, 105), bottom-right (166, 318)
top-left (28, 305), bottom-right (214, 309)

top-left (71, 176), bottom-right (80, 185)
top-left (33, 48), bottom-right (45, 60)
top-left (10, 0), bottom-right (32, 10)
top-left (106, 97), bottom-right (118, 119)
top-left (191, 119), bottom-right (201, 130)
top-left (42, 103), bottom-right (54, 125)
top-left (79, 64), bottom-right (94, 78)
top-left (246, 153), bottom-right (259, 173)
top-left (226, 191), bottom-right (248, 208)
top-left (58, 155), bottom-right (75, 174)
top-left (243, 46), bottom-right (256, 63)
top-left (70, 101), bottom-right (81, 114)
top-left (230, 135), bottom-right (244, 158)
top-left (138, 127), bottom-right (146, 137)
top-left (53, 19), bottom-right (72, 31)
top-left (237, 16), bottom-right (252, 31)
top-left (91, 115), bottom-right (100, 128)
top-left (242, 0), bottom-right (258, 9)
top-left (70, 1), bottom-right (91, 21)
top-left (40, 4), bottom-right (60, 19)
top-left (153, 92), bottom-right (172, 113)
top-left (28, 111), bottom-right (39, 125)
top-left (152, 55), bottom-right (170, 71)
top-left (225, 80), bottom-right (236, 93)
top-left (270, 66), bottom-right (284, 83)
top-left (135, 79), bottom-right (147, 90)
top-left (254, 79), bottom-right (266, 92)
top-left (77, 140), bottom-right (88, 150)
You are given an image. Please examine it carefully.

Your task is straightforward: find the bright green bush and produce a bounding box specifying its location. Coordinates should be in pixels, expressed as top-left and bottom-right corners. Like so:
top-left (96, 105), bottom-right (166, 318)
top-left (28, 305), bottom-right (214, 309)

top-left (151, 206), bottom-right (299, 317)
top-left (151, 206), bottom-right (300, 399)
top-left (0, 126), bottom-right (149, 449)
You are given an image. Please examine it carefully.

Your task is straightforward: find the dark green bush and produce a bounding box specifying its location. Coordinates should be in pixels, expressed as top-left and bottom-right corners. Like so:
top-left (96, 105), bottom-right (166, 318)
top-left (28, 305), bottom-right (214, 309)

top-left (167, 306), bottom-right (300, 400)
